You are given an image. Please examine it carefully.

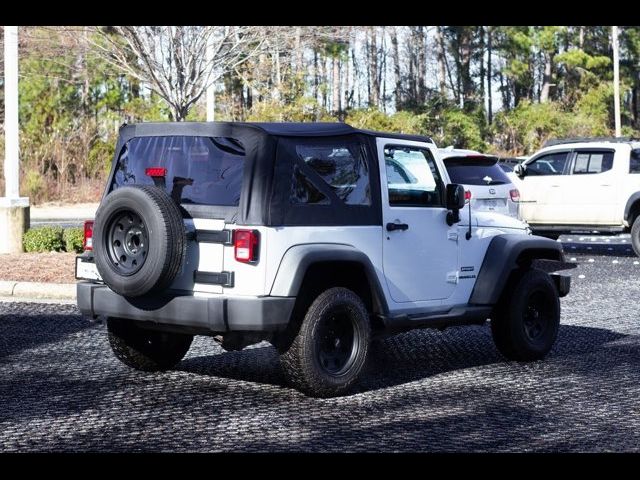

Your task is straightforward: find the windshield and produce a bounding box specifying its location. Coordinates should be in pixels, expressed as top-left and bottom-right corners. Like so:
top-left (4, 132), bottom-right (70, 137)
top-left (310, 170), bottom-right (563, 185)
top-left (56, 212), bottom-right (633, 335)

top-left (111, 136), bottom-right (245, 206)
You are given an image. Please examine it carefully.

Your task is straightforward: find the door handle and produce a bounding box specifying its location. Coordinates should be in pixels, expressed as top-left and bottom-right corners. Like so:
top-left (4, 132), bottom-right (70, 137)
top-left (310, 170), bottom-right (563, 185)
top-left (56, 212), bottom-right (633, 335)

top-left (386, 222), bottom-right (409, 232)
top-left (600, 184), bottom-right (611, 187)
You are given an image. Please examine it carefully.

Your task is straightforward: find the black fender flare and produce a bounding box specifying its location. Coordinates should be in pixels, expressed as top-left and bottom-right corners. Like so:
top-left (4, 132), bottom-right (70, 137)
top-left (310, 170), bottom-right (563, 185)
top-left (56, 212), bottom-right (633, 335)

top-left (623, 192), bottom-right (640, 224)
top-left (269, 243), bottom-right (389, 315)
top-left (469, 234), bottom-right (564, 306)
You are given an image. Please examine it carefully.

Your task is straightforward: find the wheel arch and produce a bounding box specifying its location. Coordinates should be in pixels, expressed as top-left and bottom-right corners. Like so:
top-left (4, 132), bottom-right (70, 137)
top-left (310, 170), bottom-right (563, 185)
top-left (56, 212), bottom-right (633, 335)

top-left (269, 244), bottom-right (388, 317)
top-left (623, 192), bottom-right (640, 226)
top-left (469, 234), bottom-right (565, 306)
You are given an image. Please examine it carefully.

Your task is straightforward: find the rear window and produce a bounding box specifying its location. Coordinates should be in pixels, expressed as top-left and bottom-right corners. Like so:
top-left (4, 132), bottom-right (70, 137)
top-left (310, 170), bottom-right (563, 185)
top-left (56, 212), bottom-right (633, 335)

top-left (112, 136), bottom-right (245, 206)
top-left (444, 158), bottom-right (511, 186)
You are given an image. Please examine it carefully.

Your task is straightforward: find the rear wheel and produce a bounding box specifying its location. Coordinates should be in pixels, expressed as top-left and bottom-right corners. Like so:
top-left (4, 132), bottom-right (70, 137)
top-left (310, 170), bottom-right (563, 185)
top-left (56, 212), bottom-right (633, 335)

top-left (631, 216), bottom-right (640, 257)
top-left (107, 317), bottom-right (193, 372)
top-left (279, 287), bottom-right (371, 397)
top-left (491, 269), bottom-right (560, 361)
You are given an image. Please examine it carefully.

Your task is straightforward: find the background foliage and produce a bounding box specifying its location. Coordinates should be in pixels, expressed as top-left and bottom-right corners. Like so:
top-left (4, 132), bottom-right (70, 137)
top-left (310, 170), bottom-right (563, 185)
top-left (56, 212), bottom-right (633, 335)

top-left (0, 26), bottom-right (638, 203)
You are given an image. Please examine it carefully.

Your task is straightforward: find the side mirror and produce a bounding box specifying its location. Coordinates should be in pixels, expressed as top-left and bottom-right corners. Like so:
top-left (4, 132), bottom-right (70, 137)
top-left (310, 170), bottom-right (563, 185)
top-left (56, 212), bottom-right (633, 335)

top-left (446, 184), bottom-right (466, 210)
top-left (514, 163), bottom-right (526, 179)
top-left (445, 184), bottom-right (465, 226)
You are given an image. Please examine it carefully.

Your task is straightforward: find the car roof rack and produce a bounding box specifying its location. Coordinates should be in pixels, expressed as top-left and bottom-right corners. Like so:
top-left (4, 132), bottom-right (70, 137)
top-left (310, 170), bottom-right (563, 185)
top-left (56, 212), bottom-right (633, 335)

top-left (543, 136), bottom-right (640, 147)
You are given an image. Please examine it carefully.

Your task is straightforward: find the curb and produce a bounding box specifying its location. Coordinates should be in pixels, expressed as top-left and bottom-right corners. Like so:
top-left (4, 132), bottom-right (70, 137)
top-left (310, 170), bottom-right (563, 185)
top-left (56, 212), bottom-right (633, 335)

top-left (0, 280), bottom-right (76, 300)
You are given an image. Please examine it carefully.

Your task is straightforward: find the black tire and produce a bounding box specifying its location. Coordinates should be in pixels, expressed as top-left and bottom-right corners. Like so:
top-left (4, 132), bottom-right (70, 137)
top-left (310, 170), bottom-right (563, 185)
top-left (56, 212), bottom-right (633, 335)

top-left (631, 216), bottom-right (640, 257)
top-left (93, 185), bottom-right (185, 297)
top-left (107, 317), bottom-right (193, 371)
top-left (279, 287), bottom-right (371, 398)
top-left (491, 269), bottom-right (560, 361)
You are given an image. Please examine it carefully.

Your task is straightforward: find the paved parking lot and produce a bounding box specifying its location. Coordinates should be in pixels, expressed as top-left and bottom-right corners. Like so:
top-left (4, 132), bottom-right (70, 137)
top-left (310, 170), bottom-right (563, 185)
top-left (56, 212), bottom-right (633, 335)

top-left (1, 252), bottom-right (639, 452)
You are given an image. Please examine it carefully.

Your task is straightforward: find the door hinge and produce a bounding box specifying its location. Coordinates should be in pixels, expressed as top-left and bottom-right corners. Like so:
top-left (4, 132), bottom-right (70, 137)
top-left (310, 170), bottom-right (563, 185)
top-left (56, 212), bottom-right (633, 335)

top-left (446, 271), bottom-right (459, 284)
top-left (447, 231), bottom-right (458, 242)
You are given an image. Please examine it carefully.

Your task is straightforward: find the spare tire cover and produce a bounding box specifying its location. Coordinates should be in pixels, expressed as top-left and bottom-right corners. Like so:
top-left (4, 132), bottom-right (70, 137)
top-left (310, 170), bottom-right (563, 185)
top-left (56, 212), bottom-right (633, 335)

top-left (93, 185), bottom-right (186, 297)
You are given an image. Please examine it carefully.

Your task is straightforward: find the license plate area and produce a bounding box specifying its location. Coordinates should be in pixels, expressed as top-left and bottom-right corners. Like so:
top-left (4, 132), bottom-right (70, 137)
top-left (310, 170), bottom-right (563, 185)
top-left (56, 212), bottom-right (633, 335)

top-left (75, 257), bottom-right (102, 281)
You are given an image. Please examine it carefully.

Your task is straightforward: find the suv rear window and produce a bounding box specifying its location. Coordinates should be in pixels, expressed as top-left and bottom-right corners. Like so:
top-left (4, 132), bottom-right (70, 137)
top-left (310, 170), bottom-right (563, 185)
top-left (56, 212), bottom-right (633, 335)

top-left (631, 149), bottom-right (640, 173)
top-left (444, 157), bottom-right (511, 185)
top-left (112, 136), bottom-right (245, 206)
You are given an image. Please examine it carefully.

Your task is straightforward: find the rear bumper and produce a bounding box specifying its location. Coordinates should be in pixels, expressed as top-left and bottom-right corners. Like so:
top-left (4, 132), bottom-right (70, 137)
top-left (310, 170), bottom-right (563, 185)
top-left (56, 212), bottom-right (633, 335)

top-left (77, 282), bottom-right (295, 333)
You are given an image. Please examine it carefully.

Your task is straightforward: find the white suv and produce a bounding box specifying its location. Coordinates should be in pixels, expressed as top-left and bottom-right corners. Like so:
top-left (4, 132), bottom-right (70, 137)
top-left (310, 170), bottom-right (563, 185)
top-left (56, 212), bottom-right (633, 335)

top-left (76, 122), bottom-right (572, 397)
top-left (439, 148), bottom-right (521, 219)
top-left (513, 138), bottom-right (640, 255)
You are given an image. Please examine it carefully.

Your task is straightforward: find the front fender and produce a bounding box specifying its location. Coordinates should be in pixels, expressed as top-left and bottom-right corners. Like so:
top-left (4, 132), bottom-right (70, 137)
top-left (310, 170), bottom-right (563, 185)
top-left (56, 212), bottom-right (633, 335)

top-left (469, 234), bottom-right (565, 305)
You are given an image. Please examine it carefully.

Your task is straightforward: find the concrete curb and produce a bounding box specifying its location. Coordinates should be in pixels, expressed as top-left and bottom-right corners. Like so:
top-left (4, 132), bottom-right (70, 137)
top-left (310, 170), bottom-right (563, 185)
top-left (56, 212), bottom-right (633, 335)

top-left (0, 280), bottom-right (76, 300)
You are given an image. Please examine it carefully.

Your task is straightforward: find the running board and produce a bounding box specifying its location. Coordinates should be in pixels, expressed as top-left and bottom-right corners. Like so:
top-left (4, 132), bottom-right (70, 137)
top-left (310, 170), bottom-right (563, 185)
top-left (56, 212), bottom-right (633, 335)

top-left (379, 306), bottom-right (493, 333)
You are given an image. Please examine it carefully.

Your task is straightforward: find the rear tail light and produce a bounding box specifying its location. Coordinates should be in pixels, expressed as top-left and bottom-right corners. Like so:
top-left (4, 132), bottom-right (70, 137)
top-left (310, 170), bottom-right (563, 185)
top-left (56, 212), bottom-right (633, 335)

top-left (464, 190), bottom-right (472, 203)
top-left (145, 167), bottom-right (167, 178)
top-left (234, 229), bottom-right (259, 263)
top-left (510, 189), bottom-right (520, 202)
top-left (83, 220), bottom-right (94, 251)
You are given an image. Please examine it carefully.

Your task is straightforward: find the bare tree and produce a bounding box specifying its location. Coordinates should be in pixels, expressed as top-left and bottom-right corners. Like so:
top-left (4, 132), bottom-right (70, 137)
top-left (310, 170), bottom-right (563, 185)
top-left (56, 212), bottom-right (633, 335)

top-left (90, 26), bottom-right (264, 121)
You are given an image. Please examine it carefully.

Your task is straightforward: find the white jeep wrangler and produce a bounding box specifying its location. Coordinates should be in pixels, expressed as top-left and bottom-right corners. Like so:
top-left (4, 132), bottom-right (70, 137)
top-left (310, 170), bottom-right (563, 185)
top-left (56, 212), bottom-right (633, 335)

top-left (76, 122), bottom-right (572, 397)
top-left (513, 137), bottom-right (640, 255)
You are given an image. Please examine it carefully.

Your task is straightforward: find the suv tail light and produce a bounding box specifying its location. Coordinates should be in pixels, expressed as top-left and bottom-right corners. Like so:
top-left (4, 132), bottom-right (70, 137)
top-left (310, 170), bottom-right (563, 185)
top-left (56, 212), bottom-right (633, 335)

top-left (234, 229), bottom-right (259, 263)
top-left (83, 220), bottom-right (94, 251)
top-left (510, 189), bottom-right (520, 202)
top-left (464, 190), bottom-right (472, 203)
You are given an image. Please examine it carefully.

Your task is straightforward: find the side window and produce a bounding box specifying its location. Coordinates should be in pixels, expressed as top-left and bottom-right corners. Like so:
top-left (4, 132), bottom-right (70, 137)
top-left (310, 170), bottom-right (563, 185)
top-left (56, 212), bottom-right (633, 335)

top-left (573, 151), bottom-right (614, 174)
top-left (526, 152), bottom-right (570, 176)
top-left (630, 149), bottom-right (640, 173)
top-left (290, 142), bottom-right (371, 205)
top-left (384, 145), bottom-right (444, 207)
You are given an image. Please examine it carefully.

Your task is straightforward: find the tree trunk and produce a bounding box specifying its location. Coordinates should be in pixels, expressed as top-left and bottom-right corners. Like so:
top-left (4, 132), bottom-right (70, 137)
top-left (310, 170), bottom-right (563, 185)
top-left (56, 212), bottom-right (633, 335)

top-left (391, 27), bottom-right (402, 109)
top-left (332, 56), bottom-right (340, 113)
top-left (540, 53), bottom-right (552, 103)
top-left (479, 26), bottom-right (485, 113)
top-left (417, 26), bottom-right (426, 105)
top-left (436, 26), bottom-right (447, 97)
top-left (487, 27), bottom-right (493, 124)
top-left (369, 27), bottom-right (379, 107)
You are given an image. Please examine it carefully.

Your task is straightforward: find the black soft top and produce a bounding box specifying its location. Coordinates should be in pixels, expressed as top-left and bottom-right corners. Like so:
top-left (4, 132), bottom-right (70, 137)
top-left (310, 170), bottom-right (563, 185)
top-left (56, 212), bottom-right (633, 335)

top-left (110, 122), bottom-right (434, 227)
top-left (118, 121), bottom-right (433, 143)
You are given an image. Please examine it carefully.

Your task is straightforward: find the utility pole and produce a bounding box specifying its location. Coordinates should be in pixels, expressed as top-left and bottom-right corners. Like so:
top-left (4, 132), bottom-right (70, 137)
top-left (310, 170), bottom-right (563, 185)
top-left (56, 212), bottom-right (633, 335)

top-left (1, 26), bottom-right (30, 254)
top-left (613, 26), bottom-right (622, 137)
top-left (206, 33), bottom-right (215, 122)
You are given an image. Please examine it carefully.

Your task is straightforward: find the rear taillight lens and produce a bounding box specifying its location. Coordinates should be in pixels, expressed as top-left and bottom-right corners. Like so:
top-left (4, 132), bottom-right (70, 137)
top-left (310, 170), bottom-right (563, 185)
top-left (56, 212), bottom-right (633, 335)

top-left (510, 189), bottom-right (520, 202)
top-left (145, 167), bottom-right (167, 178)
top-left (234, 229), bottom-right (259, 263)
top-left (83, 220), bottom-right (94, 251)
top-left (464, 190), bottom-right (472, 203)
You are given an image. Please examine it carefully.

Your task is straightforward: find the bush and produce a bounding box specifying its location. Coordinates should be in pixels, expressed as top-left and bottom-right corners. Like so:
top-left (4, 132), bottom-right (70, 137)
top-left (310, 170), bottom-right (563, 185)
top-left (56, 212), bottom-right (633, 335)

top-left (23, 226), bottom-right (64, 253)
top-left (23, 169), bottom-right (45, 204)
top-left (63, 227), bottom-right (84, 253)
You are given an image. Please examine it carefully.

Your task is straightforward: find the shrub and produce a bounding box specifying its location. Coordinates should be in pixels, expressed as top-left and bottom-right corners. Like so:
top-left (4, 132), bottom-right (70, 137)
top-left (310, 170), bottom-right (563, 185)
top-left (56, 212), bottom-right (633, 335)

top-left (23, 169), bottom-right (45, 204)
top-left (23, 226), bottom-right (64, 253)
top-left (63, 227), bottom-right (84, 253)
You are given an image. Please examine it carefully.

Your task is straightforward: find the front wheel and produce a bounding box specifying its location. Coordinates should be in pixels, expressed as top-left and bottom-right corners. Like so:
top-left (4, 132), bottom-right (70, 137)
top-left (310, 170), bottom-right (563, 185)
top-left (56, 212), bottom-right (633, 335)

top-left (279, 287), bottom-right (371, 397)
top-left (107, 317), bottom-right (193, 371)
top-left (491, 269), bottom-right (560, 361)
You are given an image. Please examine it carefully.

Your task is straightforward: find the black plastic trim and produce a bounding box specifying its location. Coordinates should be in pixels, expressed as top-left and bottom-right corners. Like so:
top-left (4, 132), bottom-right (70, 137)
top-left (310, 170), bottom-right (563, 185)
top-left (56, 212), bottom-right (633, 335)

top-left (469, 234), bottom-right (565, 306)
top-left (76, 282), bottom-right (295, 333)
top-left (623, 192), bottom-right (640, 224)
top-left (195, 229), bottom-right (233, 245)
top-left (530, 224), bottom-right (625, 233)
top-left (194, 271), bottom-right (234, 288)
top-left (379, 305), bottom-right (492, 333)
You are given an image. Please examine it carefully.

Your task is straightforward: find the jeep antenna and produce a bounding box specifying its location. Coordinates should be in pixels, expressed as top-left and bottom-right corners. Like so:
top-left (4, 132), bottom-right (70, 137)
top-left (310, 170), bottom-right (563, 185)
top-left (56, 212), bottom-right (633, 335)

top-left (465, 191), bottom-right (472, 240)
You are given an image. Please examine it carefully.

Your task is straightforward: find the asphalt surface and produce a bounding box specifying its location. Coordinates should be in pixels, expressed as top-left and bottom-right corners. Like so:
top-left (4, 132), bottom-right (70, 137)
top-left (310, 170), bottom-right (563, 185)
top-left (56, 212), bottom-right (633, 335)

top-left (1, 254), bottom-right (639, 452)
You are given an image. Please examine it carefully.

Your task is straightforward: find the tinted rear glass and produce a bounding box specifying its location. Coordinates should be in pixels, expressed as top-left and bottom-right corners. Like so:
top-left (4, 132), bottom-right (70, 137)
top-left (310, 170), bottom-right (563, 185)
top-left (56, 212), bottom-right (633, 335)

top-left (112, 136), bottom-right (245, 206)
top-left (444, 160), bottom-right (511, 185)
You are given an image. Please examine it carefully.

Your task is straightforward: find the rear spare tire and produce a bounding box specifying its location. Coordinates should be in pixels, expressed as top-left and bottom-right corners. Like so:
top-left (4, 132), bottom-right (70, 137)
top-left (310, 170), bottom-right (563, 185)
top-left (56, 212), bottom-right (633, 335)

top-left (93, 185), bottom-right (185, 297)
